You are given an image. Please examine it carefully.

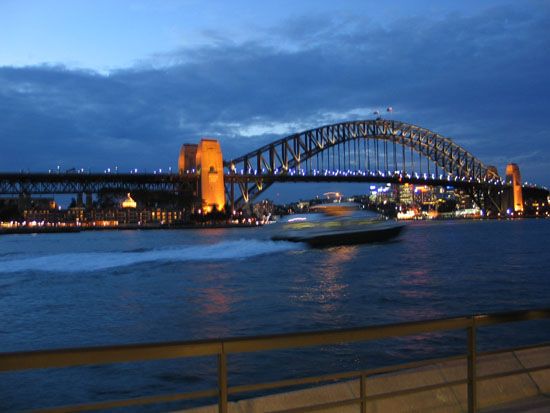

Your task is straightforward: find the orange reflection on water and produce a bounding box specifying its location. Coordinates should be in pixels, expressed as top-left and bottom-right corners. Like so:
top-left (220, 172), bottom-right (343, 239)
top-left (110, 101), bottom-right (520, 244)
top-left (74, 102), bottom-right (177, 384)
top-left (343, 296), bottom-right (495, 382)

top-left (401, 268), bottom-right (430, 286)
top-left (296, 246), bottom-right (357, 315)
top-left (389, 306), bottom-right (448, 357)
top-left (196, 270), bottom-right (236, 337)
top-left (399, 229), bottom-right (437, 300)
top-left (201, 287), bottom-right (232, 316)
top-left (394, 305), bottom-right (444, 323)
top-left (319, 245), bottom-right (358, 281)
top-left (399, 268), bottom-right (433, 298)
top-left (198, 267), bottom-right (236, 316)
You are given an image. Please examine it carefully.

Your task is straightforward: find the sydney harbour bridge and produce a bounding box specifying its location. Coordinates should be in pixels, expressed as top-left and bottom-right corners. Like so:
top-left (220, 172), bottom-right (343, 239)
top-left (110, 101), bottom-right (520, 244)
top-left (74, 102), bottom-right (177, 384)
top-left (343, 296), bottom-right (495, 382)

top-left (1, 119), bottom-right (546, 214)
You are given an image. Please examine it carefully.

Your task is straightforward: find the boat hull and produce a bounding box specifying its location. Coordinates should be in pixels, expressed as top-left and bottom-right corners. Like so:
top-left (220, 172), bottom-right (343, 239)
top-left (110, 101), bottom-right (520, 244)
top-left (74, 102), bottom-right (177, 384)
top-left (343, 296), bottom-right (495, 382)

top-left (272, 223), bottom-right (405, 248)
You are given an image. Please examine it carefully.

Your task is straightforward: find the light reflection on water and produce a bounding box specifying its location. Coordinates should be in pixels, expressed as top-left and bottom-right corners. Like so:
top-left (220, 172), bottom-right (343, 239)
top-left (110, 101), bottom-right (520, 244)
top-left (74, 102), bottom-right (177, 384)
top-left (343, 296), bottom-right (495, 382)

top-left (315, 246), bottom-right (356, 303)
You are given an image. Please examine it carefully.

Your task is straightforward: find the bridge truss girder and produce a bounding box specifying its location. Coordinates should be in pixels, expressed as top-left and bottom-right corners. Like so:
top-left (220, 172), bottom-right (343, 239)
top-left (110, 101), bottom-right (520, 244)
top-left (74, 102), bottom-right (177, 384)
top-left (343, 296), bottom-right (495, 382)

top-left (0, 173), bottom-right (197, 196)
top-left (225, 119), bottom-right (501, 207)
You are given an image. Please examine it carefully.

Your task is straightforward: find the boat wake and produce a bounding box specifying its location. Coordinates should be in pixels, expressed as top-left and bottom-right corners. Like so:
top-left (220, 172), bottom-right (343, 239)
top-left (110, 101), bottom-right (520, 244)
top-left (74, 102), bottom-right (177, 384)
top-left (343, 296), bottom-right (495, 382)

top-left (0, 239), bottom-right (300, 273)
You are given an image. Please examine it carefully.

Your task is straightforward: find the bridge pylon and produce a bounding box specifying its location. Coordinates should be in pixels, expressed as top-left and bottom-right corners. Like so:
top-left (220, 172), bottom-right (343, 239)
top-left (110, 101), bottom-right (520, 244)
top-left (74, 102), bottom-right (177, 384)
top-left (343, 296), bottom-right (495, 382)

top-left (503, 163), bottom-right (524, 214)
top-left (179, 139), bottom-right (226, 214)
top-left (178, 144), bottom-right (198, 175)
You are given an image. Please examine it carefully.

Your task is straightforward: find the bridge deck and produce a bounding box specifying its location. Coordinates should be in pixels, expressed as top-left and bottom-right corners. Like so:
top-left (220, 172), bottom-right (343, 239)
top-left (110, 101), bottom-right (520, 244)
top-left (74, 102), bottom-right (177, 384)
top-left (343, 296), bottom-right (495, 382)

top-left (0, 171), bottom-right (507, 195)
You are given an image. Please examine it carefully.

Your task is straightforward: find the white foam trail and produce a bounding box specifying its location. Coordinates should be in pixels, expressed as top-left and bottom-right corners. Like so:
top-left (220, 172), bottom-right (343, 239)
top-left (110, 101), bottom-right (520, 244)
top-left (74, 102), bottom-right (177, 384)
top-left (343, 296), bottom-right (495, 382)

top-left (0, 239), bottom-right (299, 273)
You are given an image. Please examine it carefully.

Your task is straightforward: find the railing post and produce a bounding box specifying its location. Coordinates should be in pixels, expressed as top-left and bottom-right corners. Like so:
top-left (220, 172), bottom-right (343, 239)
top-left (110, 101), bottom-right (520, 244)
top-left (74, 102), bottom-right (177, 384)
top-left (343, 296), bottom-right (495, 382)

top-left (360, 374), bottom-right (367, 413)
top-left (467, 317), bottom-right (477, 413)
top-left (218, 347), bottom-right (228, 413)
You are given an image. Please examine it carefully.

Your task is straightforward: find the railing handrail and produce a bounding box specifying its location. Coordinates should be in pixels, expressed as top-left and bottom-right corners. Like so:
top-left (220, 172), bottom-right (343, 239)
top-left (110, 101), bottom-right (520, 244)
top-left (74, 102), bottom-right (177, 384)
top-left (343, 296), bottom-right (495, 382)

top-left (1, 307), bottom-right (548, 373)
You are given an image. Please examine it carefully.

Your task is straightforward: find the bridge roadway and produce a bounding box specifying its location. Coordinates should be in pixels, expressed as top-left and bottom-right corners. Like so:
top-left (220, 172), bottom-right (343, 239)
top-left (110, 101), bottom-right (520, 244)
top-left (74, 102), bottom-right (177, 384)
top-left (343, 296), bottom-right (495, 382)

top-left (0, 171), bottom-right (507, 196)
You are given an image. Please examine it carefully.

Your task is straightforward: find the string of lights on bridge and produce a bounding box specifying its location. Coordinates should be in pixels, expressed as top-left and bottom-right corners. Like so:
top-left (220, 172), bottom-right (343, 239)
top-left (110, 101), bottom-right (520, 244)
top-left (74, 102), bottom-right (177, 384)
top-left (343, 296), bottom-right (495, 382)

top-left (227, 167), bottom-right (510, 185)
top-left (39, 166), bottom-right (544, 189)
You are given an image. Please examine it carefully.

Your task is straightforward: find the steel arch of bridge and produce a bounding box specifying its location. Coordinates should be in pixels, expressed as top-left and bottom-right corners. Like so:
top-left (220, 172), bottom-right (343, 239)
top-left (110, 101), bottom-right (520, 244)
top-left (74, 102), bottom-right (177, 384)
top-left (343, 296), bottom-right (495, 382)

top-left (226, 119), bottom-right (500, 205)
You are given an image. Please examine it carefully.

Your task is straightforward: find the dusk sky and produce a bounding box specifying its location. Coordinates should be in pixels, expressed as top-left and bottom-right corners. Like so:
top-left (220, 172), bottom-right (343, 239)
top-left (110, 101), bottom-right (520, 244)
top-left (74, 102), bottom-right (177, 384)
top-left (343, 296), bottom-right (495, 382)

top-left (1, 0), bottom-right (549, 201)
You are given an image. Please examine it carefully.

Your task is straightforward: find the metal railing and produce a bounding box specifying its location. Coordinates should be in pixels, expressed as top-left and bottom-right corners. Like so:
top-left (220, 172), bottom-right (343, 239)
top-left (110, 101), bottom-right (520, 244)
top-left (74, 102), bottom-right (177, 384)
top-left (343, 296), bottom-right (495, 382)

top-left (1, 308), bottom-right (549, 413)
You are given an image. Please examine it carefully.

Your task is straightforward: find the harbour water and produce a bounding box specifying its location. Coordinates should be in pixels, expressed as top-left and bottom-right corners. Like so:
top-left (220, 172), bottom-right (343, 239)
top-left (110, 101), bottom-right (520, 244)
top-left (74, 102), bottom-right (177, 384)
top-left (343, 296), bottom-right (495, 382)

top-left (1, 219), bottom-right (549, 411)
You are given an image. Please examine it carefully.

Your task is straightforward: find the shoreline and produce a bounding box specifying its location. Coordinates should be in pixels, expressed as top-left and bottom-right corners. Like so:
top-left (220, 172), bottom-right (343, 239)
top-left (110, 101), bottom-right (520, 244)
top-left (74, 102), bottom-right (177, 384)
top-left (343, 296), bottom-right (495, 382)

top-left (0, 223), bottom-right (259, 235)
top-left (1, 216), bottom-right (547, 235)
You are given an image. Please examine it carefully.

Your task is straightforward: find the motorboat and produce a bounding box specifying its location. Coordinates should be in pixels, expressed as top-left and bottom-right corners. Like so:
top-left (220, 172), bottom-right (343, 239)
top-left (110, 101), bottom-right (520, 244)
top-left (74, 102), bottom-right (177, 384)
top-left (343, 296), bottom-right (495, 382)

top-left (271, 203), bottom-right (405, 248)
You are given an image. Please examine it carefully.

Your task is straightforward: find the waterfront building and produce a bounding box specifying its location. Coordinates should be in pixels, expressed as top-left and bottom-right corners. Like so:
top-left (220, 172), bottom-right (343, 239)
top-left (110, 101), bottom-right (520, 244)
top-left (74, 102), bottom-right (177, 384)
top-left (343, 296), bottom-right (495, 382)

top-left (20, 198), bottom-right (62, 223)
top-left (22, 209), bottom-right (64, 224)
top-left (121, 193), bottom-right (137, 209)
top-left (369, 184), bottom-right (399, 204)
top-left (67, 206), bottom-right (85, 224)
top-left (399, 184), bottom-right (414, 205)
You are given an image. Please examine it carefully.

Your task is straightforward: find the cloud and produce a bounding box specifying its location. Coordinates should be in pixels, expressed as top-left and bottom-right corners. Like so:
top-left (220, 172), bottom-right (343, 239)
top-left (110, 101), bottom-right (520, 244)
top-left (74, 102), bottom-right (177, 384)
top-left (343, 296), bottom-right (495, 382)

top-left (0, 3), bottom-right (549, 188)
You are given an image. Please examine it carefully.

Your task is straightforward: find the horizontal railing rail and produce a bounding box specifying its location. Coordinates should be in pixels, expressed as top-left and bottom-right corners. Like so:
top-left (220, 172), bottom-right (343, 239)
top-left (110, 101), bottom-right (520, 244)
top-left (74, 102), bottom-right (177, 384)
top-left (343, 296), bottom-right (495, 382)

top-left (1, 308), bottom-right (549, 413)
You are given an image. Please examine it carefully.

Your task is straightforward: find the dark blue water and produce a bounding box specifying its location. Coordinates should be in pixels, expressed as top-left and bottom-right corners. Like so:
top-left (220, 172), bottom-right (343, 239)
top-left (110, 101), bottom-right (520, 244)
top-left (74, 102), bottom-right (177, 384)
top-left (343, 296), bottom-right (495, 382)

top-left (1, 220), bottom-right (549, 411)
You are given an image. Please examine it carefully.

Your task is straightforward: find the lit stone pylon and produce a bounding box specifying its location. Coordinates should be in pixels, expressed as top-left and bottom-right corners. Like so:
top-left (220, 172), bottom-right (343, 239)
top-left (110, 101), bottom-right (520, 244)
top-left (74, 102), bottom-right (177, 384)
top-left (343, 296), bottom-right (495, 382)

top-left (505, 163), bottom-right (524, 212)
top-left (196, 139), bottom-right (226, 213)
top-left (178, 144), bottom-right (198, 174)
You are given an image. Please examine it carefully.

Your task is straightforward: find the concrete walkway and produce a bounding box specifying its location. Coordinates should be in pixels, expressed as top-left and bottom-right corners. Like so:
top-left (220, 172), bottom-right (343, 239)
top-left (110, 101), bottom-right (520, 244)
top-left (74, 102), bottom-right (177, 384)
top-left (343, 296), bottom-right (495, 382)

top-left (481, 395), bottom-right (550, 412)
top-left (178, 345), bottom-right (549, 413)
